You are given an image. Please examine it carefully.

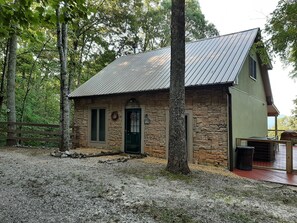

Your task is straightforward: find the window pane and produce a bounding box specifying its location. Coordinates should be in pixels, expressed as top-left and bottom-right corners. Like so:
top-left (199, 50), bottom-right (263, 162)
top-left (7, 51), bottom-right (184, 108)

top-left (249, 56), bottom-right (256, 79)
top-left (91, 109), bottom-right (97, 141)
top-left (253, 61), bottom-right (257, 79)
top-left (99, 109), bottom-right (106, 141)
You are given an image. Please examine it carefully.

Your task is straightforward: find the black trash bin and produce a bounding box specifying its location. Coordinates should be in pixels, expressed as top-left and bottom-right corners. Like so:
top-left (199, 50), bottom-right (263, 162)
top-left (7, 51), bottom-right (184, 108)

top-left (236, 146), bottom-right (254, 170)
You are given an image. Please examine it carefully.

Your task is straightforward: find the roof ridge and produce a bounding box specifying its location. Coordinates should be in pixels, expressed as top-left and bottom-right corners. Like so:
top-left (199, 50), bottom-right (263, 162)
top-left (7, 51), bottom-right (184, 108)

top-left (187, 27), bottom-right (260, 44)
top-left (121, 28), bottom-right (260, 58)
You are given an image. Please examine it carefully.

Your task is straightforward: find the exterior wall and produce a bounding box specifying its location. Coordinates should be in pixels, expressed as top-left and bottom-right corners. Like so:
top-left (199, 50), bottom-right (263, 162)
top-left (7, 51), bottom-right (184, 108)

top-left (73, 87), bottom-right (229, 166)
top-left (230, 49), bottom-right (268, 165)
top-left (189, 88), bottom-right (228, 166)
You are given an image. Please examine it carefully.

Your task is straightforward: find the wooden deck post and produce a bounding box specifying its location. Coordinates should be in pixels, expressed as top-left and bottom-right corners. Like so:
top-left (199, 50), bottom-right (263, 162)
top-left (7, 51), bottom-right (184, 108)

top-left (286, 141), bottom-right (293, 174)
top-left (274, 116), bottom-right (278, 138)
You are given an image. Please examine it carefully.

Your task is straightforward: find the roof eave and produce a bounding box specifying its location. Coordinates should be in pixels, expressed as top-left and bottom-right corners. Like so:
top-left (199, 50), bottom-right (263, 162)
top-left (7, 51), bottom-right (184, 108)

top-left (69, 82), bottom-right (234, 99)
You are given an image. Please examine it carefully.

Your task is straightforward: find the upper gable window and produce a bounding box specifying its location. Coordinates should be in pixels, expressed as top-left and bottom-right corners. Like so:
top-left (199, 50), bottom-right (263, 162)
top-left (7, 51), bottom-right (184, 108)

top-left (249, 56), bottom-right (257, 80)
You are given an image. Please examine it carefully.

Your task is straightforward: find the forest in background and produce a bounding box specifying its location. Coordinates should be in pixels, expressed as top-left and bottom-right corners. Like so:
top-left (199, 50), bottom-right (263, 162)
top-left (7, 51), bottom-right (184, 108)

top-left (0, 0), bottom-right (218, 126)
top-left (0, 0), bottom-right (296, 144)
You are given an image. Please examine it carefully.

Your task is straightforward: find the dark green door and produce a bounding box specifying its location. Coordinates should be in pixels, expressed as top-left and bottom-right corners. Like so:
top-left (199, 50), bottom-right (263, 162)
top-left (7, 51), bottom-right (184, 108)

top-left (125, 109), bottom-right (141, 154)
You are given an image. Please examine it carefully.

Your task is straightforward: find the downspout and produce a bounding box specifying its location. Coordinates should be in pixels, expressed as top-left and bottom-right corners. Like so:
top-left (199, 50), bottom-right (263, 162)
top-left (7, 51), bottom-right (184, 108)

top-left (227, 87), bottom-right (233, 171)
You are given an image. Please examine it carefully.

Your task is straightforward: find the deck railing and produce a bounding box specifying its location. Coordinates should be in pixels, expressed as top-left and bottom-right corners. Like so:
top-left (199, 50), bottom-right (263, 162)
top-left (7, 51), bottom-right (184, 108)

top-left (236, 138), bottom-right (293, 174)
top-left (267, 129), bottom-right (285, 138)
top-left (0, 122), bottom-right (77, 148)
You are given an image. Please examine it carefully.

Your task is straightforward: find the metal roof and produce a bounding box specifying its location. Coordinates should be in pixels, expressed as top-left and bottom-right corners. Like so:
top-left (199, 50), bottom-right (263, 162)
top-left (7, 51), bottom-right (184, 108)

top-left (69, 28), bottom-right (260, 98)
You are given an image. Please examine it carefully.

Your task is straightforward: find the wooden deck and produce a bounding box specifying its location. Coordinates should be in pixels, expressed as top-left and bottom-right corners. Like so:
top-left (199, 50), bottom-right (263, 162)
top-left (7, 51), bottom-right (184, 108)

top-left (234, 145), bottom-right (297, 186)
top-left (253, 144), bottom-right (297, 170)
top-left (234, 168), bottom-right (297, 186)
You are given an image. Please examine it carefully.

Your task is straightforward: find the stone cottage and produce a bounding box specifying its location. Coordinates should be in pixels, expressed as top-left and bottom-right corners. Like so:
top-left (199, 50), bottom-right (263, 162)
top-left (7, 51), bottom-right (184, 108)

top-left (69, 28), bottom-right (279, 170)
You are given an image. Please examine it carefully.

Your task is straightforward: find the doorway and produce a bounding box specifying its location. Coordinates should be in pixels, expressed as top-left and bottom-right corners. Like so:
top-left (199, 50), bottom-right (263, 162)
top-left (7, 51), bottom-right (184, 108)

top-left (125, 109), bottom-right (141, 154)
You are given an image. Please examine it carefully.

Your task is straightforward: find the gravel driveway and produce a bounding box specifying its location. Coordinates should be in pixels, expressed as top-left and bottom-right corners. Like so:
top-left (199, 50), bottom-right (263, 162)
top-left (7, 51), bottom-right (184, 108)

top-left (0, 147), bottom-right (296, 223)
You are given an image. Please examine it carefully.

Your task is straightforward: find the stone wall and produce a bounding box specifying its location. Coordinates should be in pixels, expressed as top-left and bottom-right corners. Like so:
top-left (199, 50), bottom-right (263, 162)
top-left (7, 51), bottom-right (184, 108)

top-left (72, 86), bottom-right (228, 166)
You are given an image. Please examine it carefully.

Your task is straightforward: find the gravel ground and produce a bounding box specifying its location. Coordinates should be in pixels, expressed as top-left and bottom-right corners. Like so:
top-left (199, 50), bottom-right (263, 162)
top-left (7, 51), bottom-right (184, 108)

top-left (0, 147), bottom-right (297, 223)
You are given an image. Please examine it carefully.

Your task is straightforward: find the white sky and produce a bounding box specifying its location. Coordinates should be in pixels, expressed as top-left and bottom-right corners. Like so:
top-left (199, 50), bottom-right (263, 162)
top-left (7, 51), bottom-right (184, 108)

top-left (199, 0), bottom-right (297, 116)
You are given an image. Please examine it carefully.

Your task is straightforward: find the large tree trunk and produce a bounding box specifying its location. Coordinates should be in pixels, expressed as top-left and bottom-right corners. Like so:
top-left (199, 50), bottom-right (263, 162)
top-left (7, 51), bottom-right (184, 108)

top-left (56, 7), bottom-right (70, 151)
top-left (6, 32), bottom-right (17, 146)
top-left (0, 40), bottom-right (10, 108)
top-left (166, 0), bottom-right (190, 174)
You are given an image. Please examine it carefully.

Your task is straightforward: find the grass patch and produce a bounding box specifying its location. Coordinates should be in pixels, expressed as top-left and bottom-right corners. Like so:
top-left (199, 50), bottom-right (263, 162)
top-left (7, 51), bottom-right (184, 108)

top-left (132, 203), bottom-right (197, 223)
top-left (143, 174), bottom-right (158, 181)
top-left (150, 206), bottom-right (195, 223)
top-left (87, 183), bottom-right (109, 198)
top-left (213, 192), bottom-right (236, 204)
top-left (118, 166), bottom-right (193, 183)
top-left (222, 210), bottom-right (289, 223)
top-left (223, 212), bottom-right (254, 223)
top-left (159, 170), bottom-right (193, 183)
top-left (71, 172), bottom-right (85, 182)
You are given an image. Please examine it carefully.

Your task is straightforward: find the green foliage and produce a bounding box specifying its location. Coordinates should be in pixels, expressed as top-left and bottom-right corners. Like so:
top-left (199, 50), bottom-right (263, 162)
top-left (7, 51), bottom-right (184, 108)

top-left (104, 0), bottom-right (218, 54)
top-left (278, 115), bottom-right (297, 130)
top-left (265, 1), bottom-right (297, 129)
top-left (268, 115), bottom-right (297, 138)
top-left (292, 97), bottom-right (297, 117)
top-left (265, 0), bottom-right (297, 78)
top-left (0, 0), bottom-right (41, 37)
top-left (252, 40), bottom-right (272, 67)
top-left (0, 0), bottom-right (218, 146)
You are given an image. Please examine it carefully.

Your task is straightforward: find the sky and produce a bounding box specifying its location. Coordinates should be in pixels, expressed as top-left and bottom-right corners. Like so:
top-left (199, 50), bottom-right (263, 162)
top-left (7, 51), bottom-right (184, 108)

top-left (199, 0), bottom-right (297, 116)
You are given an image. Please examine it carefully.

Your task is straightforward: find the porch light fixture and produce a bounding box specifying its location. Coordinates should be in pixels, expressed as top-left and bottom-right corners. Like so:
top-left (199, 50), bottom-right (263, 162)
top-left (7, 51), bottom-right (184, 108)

top-left (144, 114), bottom-right (150, 124)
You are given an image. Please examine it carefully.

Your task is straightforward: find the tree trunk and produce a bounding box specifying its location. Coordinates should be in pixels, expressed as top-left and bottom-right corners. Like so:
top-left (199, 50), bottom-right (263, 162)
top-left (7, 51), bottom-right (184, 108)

top-left (0, 40), bottom-right (10, 108)
top-left (6, 32), bottom-right (17, 146)
top-left (56, 7), bottom-right (70, 151)
top-left (166, 0), bottom-right (190, 174)
top-left (76, 35), bottom-right (85, 87)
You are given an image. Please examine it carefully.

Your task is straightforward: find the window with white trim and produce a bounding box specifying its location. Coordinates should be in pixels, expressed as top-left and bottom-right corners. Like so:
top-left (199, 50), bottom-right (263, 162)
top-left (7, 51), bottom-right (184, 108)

top-left (249, 56), bottom-right (257, 80)
top-left (90, 108), bottom-right (106, 142)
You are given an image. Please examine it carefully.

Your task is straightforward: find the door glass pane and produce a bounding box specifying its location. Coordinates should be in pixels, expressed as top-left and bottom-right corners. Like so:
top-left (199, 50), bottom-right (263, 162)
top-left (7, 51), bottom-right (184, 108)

top-left (91, 109), bottom-right (97, 141)
top-left (130, 111), bottom-right (140, 133)
top-left (99, 109), bottom-right (106, 141)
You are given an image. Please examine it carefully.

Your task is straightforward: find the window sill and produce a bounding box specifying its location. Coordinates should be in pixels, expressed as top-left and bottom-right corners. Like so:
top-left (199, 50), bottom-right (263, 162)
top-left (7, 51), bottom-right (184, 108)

top-left (249, 76), bottom-right (257, 81)
top-left (89, 141), bottom-right (106, 145)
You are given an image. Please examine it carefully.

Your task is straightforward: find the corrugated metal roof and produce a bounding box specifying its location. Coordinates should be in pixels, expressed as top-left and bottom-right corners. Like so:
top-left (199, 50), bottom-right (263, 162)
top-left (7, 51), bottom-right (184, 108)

top-left (69, 28), bottom-right (260, 98)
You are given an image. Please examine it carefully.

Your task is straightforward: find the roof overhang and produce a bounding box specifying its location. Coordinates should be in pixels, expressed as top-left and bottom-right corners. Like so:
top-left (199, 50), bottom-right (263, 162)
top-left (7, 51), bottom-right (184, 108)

top-left (259, 64), bottom-right (275, 103)
top-left (267, 104), bottom-right (280, 116)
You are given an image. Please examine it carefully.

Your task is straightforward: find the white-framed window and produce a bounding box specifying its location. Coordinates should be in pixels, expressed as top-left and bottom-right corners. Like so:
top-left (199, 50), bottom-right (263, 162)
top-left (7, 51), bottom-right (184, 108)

top-left (90, 108), bottom-right (106, 142)
top-left (249, 55), bottom-right (257, 80)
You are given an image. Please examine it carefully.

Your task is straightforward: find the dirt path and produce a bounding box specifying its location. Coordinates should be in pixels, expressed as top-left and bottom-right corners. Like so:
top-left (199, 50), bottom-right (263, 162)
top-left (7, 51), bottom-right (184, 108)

top-left (0, 147), bottom-right (296, 223)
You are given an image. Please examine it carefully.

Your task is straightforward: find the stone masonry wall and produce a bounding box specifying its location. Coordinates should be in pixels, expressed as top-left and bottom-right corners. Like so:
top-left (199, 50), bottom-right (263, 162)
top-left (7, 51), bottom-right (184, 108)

top-left (190, 88), bottom-right (228, 166)
top-left (73, 87), bottom-right (228, 166)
